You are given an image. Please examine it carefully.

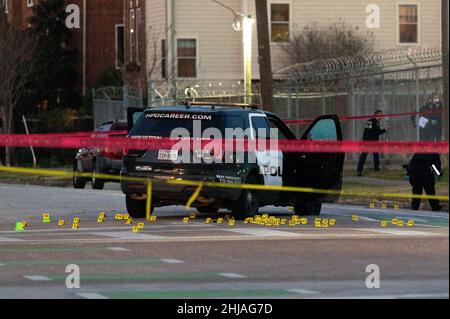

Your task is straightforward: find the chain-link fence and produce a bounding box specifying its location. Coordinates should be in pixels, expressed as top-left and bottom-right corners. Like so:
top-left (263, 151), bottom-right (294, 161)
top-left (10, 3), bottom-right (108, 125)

top-left (92, 86), bottom-right (144, 128)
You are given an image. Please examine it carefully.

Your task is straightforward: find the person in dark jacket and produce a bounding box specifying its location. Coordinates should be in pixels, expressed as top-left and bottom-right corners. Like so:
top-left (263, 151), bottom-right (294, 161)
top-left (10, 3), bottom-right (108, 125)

top-left (405, 153), bottom-right (442, 211)
top-left (357, 110), bottom-right (387, 176)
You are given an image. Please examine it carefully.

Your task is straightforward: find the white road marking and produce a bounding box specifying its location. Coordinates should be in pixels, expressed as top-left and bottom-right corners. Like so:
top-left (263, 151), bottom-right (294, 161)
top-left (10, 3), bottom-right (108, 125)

top-left (361, 229), bottom-right (436, 236)
top-left (107, 247), bottom-right (130, 252)
top-left (90, 231), bottom-right (165, 240)
top-left (359, 216), bottom-right (379, 222)
top-left (0, 263), bottom-right (4, 266)
top-left (160, 259), bottom-right (184, 264)
top-left (218, 272), bottom-right (247, 279)
top-left (77, 293), bottom-right (109, 299)
top-left (24, 275), bottom-right (51, 282)
top-left (287, 288), bottom-right (320, 295)
top-left (0, 236), bottom-right (24, 242)
top-left (224, 228), bottom-right (300, 237)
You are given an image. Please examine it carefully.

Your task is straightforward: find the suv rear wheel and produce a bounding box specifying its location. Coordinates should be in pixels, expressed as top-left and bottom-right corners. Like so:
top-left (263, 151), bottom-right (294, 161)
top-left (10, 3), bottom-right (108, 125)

top-left (92, 160), bottom-right (105, 190)
top-left (294, 201), bottom-right (322, 216)
top-left (231, 174), bottom-right (260, 220)
top-left (126, 195), bottom-right (154, 219)
top-left (73, 161), bottom-right (86, 189)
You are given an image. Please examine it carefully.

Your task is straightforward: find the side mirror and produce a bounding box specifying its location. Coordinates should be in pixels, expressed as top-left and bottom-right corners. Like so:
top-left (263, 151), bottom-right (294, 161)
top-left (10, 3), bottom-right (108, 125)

top-left (127, 107), bottom-right (144, 133)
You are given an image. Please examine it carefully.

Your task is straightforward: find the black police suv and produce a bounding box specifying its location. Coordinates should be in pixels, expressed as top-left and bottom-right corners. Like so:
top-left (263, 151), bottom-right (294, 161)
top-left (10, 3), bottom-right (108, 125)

top-left (121, 104), bottom-right (345, 219)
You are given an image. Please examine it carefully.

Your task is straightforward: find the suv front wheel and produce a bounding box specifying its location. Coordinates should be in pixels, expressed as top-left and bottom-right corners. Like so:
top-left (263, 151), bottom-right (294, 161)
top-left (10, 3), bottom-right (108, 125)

top-left (231, 174), bottom-right (260, 220)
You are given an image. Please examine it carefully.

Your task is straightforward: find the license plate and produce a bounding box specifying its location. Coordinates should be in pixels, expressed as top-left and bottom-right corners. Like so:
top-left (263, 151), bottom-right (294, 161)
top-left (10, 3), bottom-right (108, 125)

top-left (157, 150), bottom-right (178, 161)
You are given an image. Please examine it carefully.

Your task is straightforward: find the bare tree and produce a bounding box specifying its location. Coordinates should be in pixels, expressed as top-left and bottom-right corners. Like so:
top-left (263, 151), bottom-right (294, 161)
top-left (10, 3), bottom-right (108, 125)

top-left (282, 21), bottom-right (375, 65)
top-left (0, 3), bottom-right (36, 165)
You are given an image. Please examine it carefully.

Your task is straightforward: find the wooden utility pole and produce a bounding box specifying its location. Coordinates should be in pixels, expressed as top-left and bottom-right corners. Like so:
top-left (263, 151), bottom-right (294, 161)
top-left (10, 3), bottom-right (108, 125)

top-left (255, 0), bottom-right (273, 111)
top-left (442, 0), bottom-right (449, 141)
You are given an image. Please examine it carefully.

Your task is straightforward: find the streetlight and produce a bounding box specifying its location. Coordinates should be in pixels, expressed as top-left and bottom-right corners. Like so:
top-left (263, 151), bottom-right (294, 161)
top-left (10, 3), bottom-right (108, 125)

top-left (242, 15), bottom-right (255, 105)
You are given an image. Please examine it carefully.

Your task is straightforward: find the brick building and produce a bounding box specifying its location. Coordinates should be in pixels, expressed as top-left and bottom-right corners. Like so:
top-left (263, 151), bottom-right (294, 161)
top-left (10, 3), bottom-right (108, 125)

top-left (2, 0), bottom-right (125, 95)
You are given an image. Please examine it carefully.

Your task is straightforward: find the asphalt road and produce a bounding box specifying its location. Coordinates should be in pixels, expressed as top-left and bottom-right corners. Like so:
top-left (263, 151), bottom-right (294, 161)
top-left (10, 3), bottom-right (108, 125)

top-left (0, 183), bottom-right (448, 299)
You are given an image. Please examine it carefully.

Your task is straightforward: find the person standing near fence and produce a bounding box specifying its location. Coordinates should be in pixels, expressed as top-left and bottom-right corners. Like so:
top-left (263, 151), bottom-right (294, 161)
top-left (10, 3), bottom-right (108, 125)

top-left (357, 110), bottom-right (387, 177)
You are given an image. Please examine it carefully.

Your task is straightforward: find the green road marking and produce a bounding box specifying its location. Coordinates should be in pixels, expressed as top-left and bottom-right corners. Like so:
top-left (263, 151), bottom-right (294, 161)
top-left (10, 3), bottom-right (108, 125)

top-left (103, 289), bottom-right (294, 299)
top-left (1, 258), bottom-right (161, 266)
top-left (47, 272), bottom-right (221, 282)
top-left (0, 247), bottom-right (110, 253)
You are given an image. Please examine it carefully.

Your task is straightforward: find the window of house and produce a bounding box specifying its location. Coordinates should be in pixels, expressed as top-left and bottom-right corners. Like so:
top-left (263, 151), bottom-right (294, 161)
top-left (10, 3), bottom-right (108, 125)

top-left (2, 0), bottom-right (8, 14)
top-left (129, 9), bottom-right (136, 62)
top-left (399, 4), bottom-right (419, 44)
top-left (115, 24), bottom-right (125, 69)
top-left (271, 3), bottom-right (290, 43)
top-left (161, 39), bottom-right (167, 79)
top-left (177, 39), bottom-right (197, 78)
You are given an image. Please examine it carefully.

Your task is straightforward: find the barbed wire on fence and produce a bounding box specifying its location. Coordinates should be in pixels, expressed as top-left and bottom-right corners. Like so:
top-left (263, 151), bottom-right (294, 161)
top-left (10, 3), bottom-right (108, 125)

top-left (274, 47), bottom-right (442, 82)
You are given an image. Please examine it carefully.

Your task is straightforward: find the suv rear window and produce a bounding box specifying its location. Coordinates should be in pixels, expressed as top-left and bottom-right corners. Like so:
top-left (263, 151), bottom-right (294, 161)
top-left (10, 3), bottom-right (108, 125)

top-left (130, 112), bottom-right (222, 137)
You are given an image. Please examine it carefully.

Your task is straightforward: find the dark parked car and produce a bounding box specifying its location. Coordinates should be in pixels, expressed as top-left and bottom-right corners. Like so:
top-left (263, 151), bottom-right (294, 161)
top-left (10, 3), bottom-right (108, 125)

top-left (121, 103), bottom-right (345, 219)
top-left (73, 120), bottom-right (128, 190)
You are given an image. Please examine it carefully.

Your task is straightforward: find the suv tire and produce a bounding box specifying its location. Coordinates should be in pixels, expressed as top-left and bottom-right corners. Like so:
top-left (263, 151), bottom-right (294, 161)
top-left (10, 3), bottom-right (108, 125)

top-left (231, 174), bottom-right (260, 220)
top-left (126, 195), bottom-right (153, 219)
top-left (92, 160), bottom-right (105, 190)
top-left (73, 161), bottom-right (86, 189)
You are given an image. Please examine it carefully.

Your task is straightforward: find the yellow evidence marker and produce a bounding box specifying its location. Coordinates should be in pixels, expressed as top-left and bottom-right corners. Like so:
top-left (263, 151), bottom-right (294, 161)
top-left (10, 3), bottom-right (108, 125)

top-left (182, 217), bottom-right (190, 223)
top-left (205, 218), bottom-right (212, 224)
top-left (58, 219), bottom-right (65, 227)
top-left (329, 219), bottom-right (336, 226)
top-left (149, 215), bottom-right (157, 222)
top-left (72, 223), bottom-right (79, 230)
top-left (407, 220), bottom-right (415, 227)
top-left (314, 221), bottom-right (322, 228)
top-left (43, 213), bottom-right (51, 223)
top-left (391, 219), bottom-right (398, 225)
top-left (301, 218), bottom-right (308, 225)
top-left (369, 203), bottom-right (376, 209)
top-left (228, 220), bottom-right (236, 226)
top-left (123, 214), bottom-right (130, 220)
top-left (137, 223), bottom-right (145, 230)
top-left (97, 216), bottom-right (105, 223)
top-left (351, 215), bottom-right (359, 221)
top-left (216, 218), bottom-right (224, 224)
top-left (381, 203), bottom-right (387, 209)
top-left (125, 219), bottom-right (133, 225)
top-left (115, 214), bottom-right (124, 220)
top-left (380, 221), bottom-right (389, 227)
top-left (280, 219), bottom-right (287, 225)
top-left (132, 226), bottom-right (140, 233)
top-left (73, 218), bottom-right (80, 224)
top-left (394, 204), bottom-right (400, 210)
top-left (189, 213), bottom-right (197, 219)
top-left (397, 220), bottom-right (404, 227)
top-left (15, 222), bottom-right (25, 232)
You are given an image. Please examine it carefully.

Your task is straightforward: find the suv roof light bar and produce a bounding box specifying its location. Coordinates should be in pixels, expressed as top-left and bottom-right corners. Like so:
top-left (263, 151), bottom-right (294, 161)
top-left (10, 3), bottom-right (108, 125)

top-left (181, 101), bottom-right (260, 110)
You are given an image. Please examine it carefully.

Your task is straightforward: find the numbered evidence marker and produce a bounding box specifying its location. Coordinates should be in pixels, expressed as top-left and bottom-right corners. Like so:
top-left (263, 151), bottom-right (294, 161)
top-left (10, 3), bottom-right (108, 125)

top-left (43, 213), bottom-right (51, 223)
top-left (149, 215), bottom-right (157, 223)
top-left (407, 220), bottom-right (415, 227)
top-left (380, 220), bottom-right (389, 227)
top-left (137, 223), bottom-right (145, 230)
top-left (397, 220), bottom-right (405, 227)
top-left (351, 215), bottom-right (359, 221)
top-left (216, 218), bottom-right (224, 224)
top-left (228, 220), bottom-right (236, 226)
top-left (132, 226), bottom-right (140, 233)
top-left (391, 219), bottom-right (399, 225)
top-left (369, 203), bottom-right (376, 209)
top-left (97, 216), bottom-right (105, 223)
top-left (189, 213), bottom-right (197, 219)
top-left (72, 222), bottom-right (79, 230)
top-left (125, 219), bottom-right (133, 225)
top-left (15, 222), bottom-right (25, 232)
top-left (329, 219), bottom-right (336, 226)
top-left (73, 218), bottom-right (80, 224)
top-left (381, 203), bottom-right (387, 209)
top-left (301, 218), bottom-right (308, 225)
top-left (115, 214), bottom-right (124, 220)
top-left (58, 219), bottom-right (65, 227)
top-left (205, 218), bottom-right (212, 224)
top-left (182, 217), bottom-right (190, 223)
